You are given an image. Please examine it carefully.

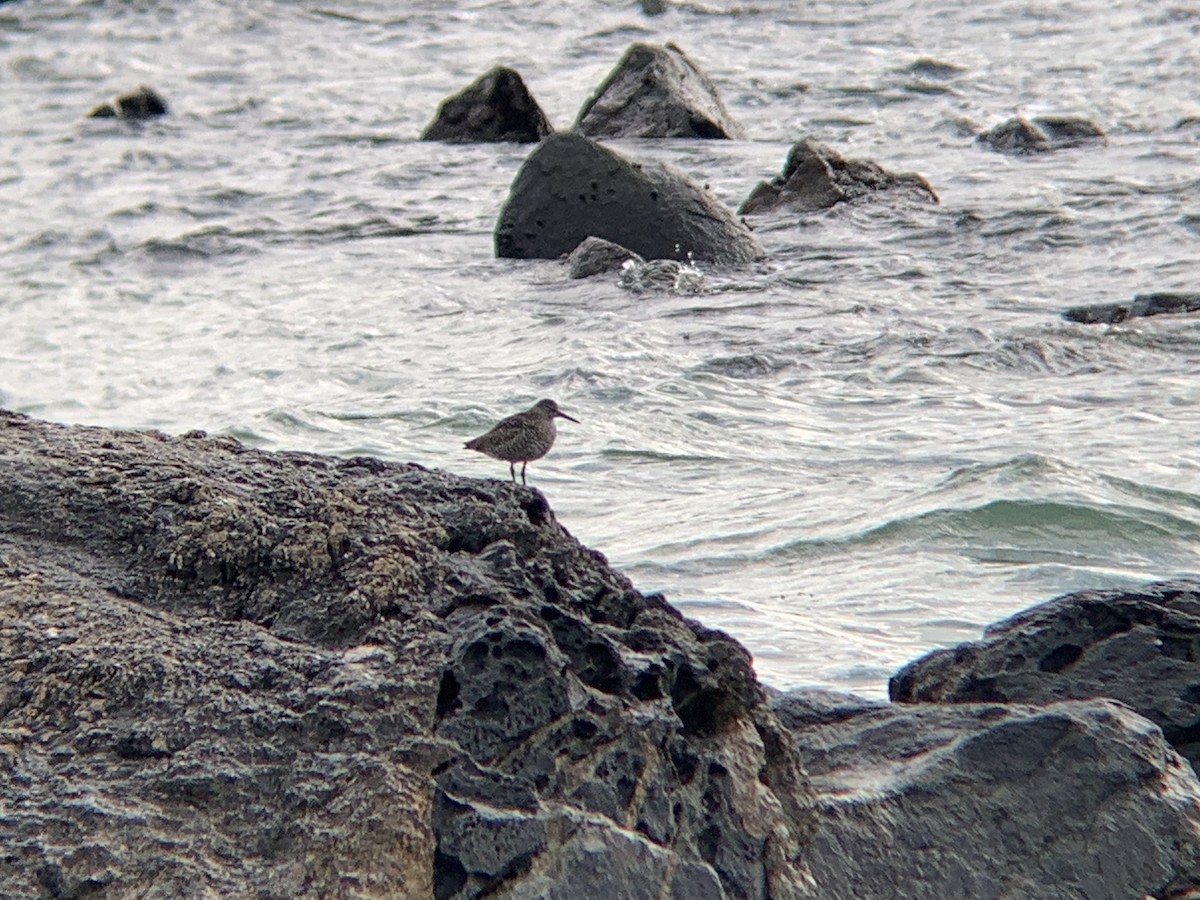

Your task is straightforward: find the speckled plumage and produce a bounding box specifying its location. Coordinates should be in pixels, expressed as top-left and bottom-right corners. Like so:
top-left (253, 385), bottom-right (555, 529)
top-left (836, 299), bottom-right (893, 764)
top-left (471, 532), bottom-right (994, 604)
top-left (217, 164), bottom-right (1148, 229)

top-left (464, 398), bottom-right (579, 485)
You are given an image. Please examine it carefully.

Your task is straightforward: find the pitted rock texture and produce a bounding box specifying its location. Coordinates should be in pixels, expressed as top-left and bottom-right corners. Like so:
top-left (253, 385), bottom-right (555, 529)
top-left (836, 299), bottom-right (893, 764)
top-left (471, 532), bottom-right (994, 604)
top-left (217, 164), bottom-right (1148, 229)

top-left (890, 579), bottom-right (1200, 772)
top-left (0, 411), bottom-right (816, 899)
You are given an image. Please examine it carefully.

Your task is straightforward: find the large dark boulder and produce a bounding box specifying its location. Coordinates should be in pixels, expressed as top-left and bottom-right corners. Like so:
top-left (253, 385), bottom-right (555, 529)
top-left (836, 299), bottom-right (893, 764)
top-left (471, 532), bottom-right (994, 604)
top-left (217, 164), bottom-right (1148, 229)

top-left (421, 66), bottom-right (552, 144)
top-left (495, 132), bottom-right (763, 263)
top-left (0, 412), bottom-right (816, 899)
top-left (773, 688), bottom-right (1200, 900)
top-left (890, 580), bottom-right (1200, 771)
top-left (575, 42), bottom-right (744, 139)
top-left (86, 85), bottom-right (168, 120)
top-left (738, 138), bottom-right (938, 215)
top-left (976, 115), bottom-right (1105, 154)
top-left (1062, 291), bottom-right (1200, 324)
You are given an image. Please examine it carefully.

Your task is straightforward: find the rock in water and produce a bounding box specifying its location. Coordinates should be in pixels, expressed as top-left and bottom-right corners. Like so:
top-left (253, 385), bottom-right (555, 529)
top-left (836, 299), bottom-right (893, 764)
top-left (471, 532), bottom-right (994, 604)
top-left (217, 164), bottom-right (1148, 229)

top-left (575, 41), bottom-right (744, 139)
top-left (421, 66), bottom-right (552, 143)
top-left (976, 115), bottom-right (1106, 154)
top-left (495, 132), bottom-right (763, 263)
top-left (739, 138), bottom-right (939, 215)
top-left (87, 85), bottom-right (169, 120)
top-left (0, 411), bottom-right (816, 899)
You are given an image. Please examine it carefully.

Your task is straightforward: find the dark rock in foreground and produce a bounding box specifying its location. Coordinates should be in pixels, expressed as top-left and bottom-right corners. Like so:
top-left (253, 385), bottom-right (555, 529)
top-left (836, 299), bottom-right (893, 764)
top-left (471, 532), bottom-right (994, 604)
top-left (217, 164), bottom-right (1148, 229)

top-left (891, 580), bottom-right (1200, 772)
top-left (738, 138), bottom-right (938, 215)
top-left (0, 412), bottom-right (815, 899)
top-left (566, 236), bottom-right (644, 278)
top-left (420, 66), bottom-right (552, 144)
top-left (977, 115), bottom-right (1105, 154)
top-left (575, 42), bottom-right (745, 139)
top-left (87, 85), bottom-right (169, 120)
top-left (773, 688), bottom-right (1200, 900)
top-left (495, 132), bottom-right (763, 263)
top-left (1062, 291), bottom-right (1200, 324)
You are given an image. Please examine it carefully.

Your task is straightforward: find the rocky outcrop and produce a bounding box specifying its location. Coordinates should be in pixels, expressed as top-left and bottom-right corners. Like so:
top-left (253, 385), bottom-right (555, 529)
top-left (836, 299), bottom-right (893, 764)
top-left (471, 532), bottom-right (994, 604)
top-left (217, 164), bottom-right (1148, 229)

top-left (575, 42), bottom-right (744, 139)
top-left (421, 66), bottom-right (552, 144)
top-left (1062, 291), bottom-right (1200, 324)
top-left (976, 115), bottom-right (1105, 154)
top-left (0, 412), bottom-right (816, 899)
top-left (86, 85), bottom-right (168, 120)
top-left (565, 236), bottom-right (645, 279)
top-left (772, 688), bottom-right (1200, 900)
top-left (890, 580), bottom-right (1200, 772)
top-left (495, 132), bottom-right (763, 264)
top-left (738, 139), bottom-right (938, 215)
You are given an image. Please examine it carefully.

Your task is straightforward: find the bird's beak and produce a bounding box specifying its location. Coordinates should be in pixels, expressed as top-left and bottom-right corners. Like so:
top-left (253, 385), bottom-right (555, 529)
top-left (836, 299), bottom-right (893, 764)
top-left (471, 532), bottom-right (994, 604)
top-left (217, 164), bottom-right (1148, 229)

top-left (557, 410), bottom-right (580, 423)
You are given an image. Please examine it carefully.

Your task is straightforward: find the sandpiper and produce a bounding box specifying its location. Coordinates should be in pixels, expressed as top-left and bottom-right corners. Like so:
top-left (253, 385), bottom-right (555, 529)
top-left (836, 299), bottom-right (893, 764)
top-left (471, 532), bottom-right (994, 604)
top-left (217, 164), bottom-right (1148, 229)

top-left (464, 398), bottom-right (579, 485)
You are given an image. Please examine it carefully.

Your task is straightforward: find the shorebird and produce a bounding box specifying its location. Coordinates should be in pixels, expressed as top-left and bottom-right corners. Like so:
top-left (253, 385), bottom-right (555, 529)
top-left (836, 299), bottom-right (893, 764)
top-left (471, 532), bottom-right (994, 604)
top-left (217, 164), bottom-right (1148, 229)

top-left (464, 398), bottom-right (579, 485)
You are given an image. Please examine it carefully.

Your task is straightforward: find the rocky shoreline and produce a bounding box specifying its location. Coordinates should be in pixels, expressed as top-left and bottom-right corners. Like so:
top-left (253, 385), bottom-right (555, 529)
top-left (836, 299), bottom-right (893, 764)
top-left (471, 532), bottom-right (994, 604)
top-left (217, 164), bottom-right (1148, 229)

top-left (2, 411), bottom-right (1199, 898)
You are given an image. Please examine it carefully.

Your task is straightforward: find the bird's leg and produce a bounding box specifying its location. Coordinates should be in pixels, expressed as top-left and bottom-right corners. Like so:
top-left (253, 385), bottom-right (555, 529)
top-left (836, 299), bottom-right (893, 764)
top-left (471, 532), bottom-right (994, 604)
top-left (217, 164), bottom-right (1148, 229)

top-left (520, 462), bottom-right (527, 485)
top-left (509, 462), bottom-right (516, 483)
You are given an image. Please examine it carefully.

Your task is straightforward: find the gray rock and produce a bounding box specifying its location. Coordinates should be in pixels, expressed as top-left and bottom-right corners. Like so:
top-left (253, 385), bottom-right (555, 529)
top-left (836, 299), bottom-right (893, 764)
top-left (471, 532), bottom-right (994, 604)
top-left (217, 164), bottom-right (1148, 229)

top-left (87, 85), bottom-right (168, 120)
top-left (977, 115), bottom-right (1105, 154)
top-left (575, 42), bottom-right (744, 139)
top-left (566, 236), bottom-right (645, 279)
top-left (1063, 291), bottom-right (1200, 324)
top-left (772, 688), bottom-right (1200, 900)
top-left (0, 411), bottom-right (816, 899)
top-left (495, 132), bottom-right (763, 264)
top-left (891, 579), bottom-right (1200, 772)
top-left (738, 138), bottom-right (938, 215)
top-left (421, 66), bottom-right (552, 144)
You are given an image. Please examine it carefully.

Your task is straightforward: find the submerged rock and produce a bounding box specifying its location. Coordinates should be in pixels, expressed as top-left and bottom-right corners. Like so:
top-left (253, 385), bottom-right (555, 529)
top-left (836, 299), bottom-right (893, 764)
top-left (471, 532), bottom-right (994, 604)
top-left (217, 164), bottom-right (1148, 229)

top-left (976, 115), bottom-right (1105, 154)
top-left (495, 132), bottom-right (763, 263)
top-left (86, 85), bottom-right (169, 120)
top-left (891, 579), bottom-right (1200, 772)
top-left (1062, 291), bottom-right (1200, 324)
top-left (739, 138), bottom-right (938, 215)
top-left (0, 411), bottom-right (816, 899)
top-left (420, 66), bottom-right (552, 144)
top-left (565, 236), bottom-right (645, 278)
top-left (575, 42), bottom-right (745, 139)
top-left (773, 688), bottom-right (1200, 900)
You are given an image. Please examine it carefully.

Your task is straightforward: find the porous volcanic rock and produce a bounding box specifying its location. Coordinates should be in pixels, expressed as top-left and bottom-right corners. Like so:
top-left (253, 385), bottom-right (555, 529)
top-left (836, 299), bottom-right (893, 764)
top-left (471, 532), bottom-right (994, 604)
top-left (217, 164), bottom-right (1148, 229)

top-left (575, 42), bottom-right (744, 139)
top-left (0, 412), bottom-right (816, 899)
top-left (495, 132), bottom-right (763, 263)
top-left (738, 138), bottom-right (938, 215)
top-left (87, 85), bottom-right (168, 120)
top-left (1062, 291), bottom-right (1200, 324)
top-left (976, 115), bottom-right (1105, 154)
top-left (772, 688), bottom-right (1200, 900)
top-left (890, 579), bottom-right (1200, 772)
top-left (421, 66), bottom-right (552, 144)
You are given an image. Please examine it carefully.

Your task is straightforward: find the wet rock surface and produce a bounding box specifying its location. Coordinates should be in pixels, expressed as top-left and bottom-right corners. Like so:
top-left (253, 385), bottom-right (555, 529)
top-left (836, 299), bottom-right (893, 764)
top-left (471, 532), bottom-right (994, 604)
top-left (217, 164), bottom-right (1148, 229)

top-left (565, 236), bottom-right (644, 279)
top-left (1062, 291), bottom-right (1200, 324)
top-left (772, 688), bottom-right (1200, 900)
top-left (575, 42), bottom-right (744, 139)
top-left (738, 138), bottom-right (938, 215)
top-left (495, 132), bottom-right (763, 264)
top-left (421, 66), bottom-right (552, 144)
top-left (976, 115), bottom-right (1106, 154)
top-left (86, 85), bottom-right (169, 120)
top-left (890, 580), bottom-right (1200, 772)
top-left (0, 411), bottom-right (815, 899)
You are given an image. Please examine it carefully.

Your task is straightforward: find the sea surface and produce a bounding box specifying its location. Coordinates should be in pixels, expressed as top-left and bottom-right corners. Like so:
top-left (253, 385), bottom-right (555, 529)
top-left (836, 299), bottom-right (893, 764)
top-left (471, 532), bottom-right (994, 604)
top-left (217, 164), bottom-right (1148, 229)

top-left (3, 0), bottom-right (1199, 698)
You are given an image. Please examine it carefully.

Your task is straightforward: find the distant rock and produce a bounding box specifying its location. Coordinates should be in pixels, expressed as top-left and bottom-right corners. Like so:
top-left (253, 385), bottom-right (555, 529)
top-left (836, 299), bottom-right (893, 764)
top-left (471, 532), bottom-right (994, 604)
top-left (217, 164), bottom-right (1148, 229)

top-left (495, 132), bottom-right (763, 264)
top-left (575, 42), bottom-right (745, 139)
top-left (86, 85), bottom-right (168, 120)
top-left (566, 236), bottom-right (645, 278)
top-left (420, 66), bottom-right (552, 144)
top-left (738, 138), bottom-right (939, 215)
top-left (904, 56), bottom-right (966, 78)
top-left (1062, 291), bottom-right (1200, 324)
top-left (0, 411), bottom-right (816, 899)
top-left (976, 115), bottom-right (1105, 154)
top-left (891, 579), bottom-right (1200, 771)
top-left (773, 687), bottom-right (1200, 900)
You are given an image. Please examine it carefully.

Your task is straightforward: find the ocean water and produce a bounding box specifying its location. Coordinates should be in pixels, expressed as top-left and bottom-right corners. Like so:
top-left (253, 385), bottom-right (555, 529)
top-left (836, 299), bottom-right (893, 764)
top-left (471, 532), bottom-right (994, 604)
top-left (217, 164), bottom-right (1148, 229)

top-left (2, 0), bottom-right (1198, 697)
